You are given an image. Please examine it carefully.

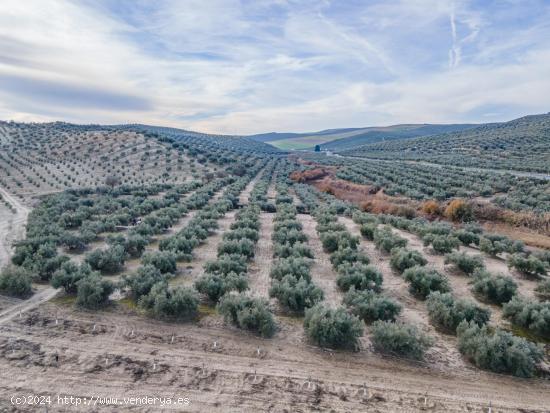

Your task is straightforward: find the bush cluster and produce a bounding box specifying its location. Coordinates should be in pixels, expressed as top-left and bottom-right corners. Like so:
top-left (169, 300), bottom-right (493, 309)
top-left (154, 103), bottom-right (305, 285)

top-left (502, 296), bottom-right (550, 338)
top-left (403, 266), bottom-right (451, 299)
top-left (217, 293), bottom-right (276, 337)
top-left (471, 269), bottom-right (517, 305)
top-left (343, 287), bottom-right (401, 323)
top-left (457, 321), bottom-right (543, 377)
top-left (0, 265), bottom-right (32, 297)
top-left (303, 304), bottom-right (364, 349)
top-left (444, 251), bottom-right (484, 275)
top-left (370, 321), bottom-right (433, 359)
top-left (426, 291), bottom-right (490, 333)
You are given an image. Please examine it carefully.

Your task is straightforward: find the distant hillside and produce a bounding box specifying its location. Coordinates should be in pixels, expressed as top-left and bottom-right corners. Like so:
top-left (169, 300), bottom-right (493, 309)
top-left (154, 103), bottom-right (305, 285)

top-left (0, 121), bottom-right (279, 203)
top-left (319, 124), bottom-right (476, 151)
top-left (343, 113), bottom-right (550, 173)
top-left (251, 124), bottom-right (475, 150)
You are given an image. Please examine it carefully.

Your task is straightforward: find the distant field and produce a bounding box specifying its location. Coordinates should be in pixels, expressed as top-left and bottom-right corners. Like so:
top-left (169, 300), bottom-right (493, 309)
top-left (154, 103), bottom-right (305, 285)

top-left (268, 129), bottom-right (370, 149)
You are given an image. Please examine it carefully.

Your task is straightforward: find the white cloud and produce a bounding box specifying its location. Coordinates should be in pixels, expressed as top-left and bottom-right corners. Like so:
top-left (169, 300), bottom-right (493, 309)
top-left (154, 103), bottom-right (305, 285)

top-left (0, 0), bottom-right (548, 133)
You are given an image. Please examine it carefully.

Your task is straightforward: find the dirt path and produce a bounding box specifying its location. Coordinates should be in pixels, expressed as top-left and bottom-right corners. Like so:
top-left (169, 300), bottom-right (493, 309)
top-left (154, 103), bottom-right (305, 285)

top-left (1, 305), bottom-right (549, 412)
top-left (339, 217), bottom-right (468, 371)
top-left (247, 212), bottom-right (274, 300)
top-left (0, 287), bottom-right (59, 325)
top-left (298, 214), bottom-right (343, 307)
top-left (0, 186), bottom-right (30, 269)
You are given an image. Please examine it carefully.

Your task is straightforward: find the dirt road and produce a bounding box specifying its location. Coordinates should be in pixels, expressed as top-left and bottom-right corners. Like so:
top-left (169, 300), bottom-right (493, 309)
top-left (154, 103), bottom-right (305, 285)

top-left (1, 304), bottom-right (549, 412)
top-left (0, 186), bottom-right (29, 269)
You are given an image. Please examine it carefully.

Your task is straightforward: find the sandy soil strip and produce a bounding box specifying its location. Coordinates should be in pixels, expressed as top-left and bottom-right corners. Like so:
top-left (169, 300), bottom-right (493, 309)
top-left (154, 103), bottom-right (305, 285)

top-left (247, 212), bottom-right (274, 300)
top-left (298, 214), bottom-right (343, 308)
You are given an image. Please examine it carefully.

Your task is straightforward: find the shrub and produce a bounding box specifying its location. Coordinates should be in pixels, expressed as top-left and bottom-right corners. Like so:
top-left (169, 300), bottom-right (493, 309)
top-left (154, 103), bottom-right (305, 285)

top-left (471, 269), bottom-right (517, 304)
top-left (224, 227), bottom-right (259, 242)
top-left (272, 228), bottom-right (306, 246)
top-left (303, 304), bottom-right (364, 349)
top-left (502, 296), bottom-right (550, 338)
top-left (444, 199), bottom-right (473, 222)
top-left (274, 242), bottom-right (313, 259)
top-left (390, 248), bottom-right (427, 273)
top-left (336, 263), bottom-right (382, 292)
top-left (270, 257), bottom-right (311, 282)
top-left (330, 247), bottom-right (370, 269)
top-left (479, 237), bottom-right (508, 256)
top-left (217, 293), bottom-right (275, 337)
top-left (123, 234), bottom-right (149, 257)
top-left (140, 282), bottom-right (198, 321)
top-left (123, 265), bottom-right (166, 299)
top-left (320, 231), bottom-right (359, 253)
top-left (269, 275), bottom-right (324, 313)
top-left (370, 321), bottom-right (433, 359)
top-left (217, 239), bottom-right (255, 259)
top-left (0, 265), bottom-right (32, 297)
top-left (76, 274), bottom-right (114, 309)
top-left (204, 254), bottom-right (247, 276)
top-left (507, 254), bottom-right (547, 277)
top-left (373, 227), bottom-right (407, 253)
top-left (403, 266), bottom-right (450, 299)
top-left (141, 251), bottom-right (177, 274)
top-left (195, 272), bottom-right (248, 302)
top-left (457, 321), bottom-right (543, 377)
top-left (444, 251), bottom-right (484, 275)
top-left (421, 200), bottom-right (440, 215)
top-left (359, 223), bottom-right (377, 240)
top-left (425, 235), bottom-right (460, 254)
top-left (535, 279), bottom-right (550, 300)
top-left (59, 232), bottom-right (87, 251)
top-left (453, 229), bottom-right (480, 246)
top-left (343, 287), bottom-right (401, 323)
top-left (52, 261), bottom-right (95, 294)
top-left (85, 245), bottom-right (126, 273)
top-left (426, 292), bottom-right (490, 333)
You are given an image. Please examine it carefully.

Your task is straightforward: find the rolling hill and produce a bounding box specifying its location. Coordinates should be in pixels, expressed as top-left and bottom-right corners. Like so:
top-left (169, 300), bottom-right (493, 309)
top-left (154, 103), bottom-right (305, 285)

top-left (342, 113), bottom-right (550, 173)
top-left (250, 124), bottom-right (476, 150)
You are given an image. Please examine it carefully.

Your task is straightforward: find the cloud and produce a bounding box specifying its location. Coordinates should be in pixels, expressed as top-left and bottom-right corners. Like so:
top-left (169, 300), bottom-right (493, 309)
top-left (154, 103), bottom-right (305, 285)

top-left (0, 0), bottom-right (548, 133)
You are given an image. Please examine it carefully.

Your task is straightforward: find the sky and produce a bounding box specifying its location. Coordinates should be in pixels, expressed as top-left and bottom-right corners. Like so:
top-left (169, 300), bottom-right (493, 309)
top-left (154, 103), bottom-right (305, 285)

top-left (0, 0), bottom-right (549, 135)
